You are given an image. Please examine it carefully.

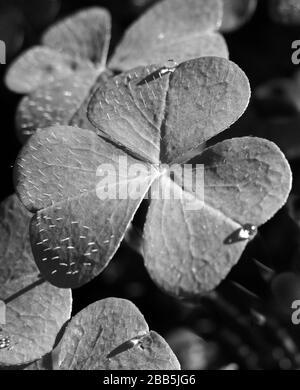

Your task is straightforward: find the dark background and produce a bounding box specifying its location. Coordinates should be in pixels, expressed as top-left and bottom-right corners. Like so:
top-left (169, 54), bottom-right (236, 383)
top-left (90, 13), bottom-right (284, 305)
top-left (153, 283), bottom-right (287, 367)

top-left (1, 0), bottom-right (300, 369)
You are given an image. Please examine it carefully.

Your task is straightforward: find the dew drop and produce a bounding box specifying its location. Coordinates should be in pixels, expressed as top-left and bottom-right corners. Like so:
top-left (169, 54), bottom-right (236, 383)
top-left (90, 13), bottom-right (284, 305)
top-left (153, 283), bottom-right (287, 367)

top-left (106, 334), bottom-right (148, 359)
top-left (224, 223), bottom-right (257, 244)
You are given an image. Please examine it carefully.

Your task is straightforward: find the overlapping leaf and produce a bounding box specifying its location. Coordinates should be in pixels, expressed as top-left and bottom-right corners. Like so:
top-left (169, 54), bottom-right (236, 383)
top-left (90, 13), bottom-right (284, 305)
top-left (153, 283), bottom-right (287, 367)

top-left (7, 0), bottom-right (229, 142)
top-left (6, 8), bottom-right (111, 141)
top-left (109, 0), bottom-right (228, 71)
top-left (7, 7), bottom-right (110, 94)
top-left (56, 298), bottom-right (180, 370)
top-left (42, 7), bottom-right (111, 67)
top-left (15, 68), bottom-right (98, 143)
top-left (0, 194), bottom-right (37, 285)
top-left (5, 46), bottom-right (90, 94)
top-left (0, 274), bottom-right (72, 367)
top-left (15, 56), bottom-right (292, 297)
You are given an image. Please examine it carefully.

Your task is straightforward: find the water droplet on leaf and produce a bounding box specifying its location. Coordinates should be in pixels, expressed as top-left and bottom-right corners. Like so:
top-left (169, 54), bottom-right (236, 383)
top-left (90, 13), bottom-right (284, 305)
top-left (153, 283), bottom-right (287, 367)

top-left (224, 223), bottom-right (257, 244)
top-left (106, 334), bottom-right (148, 359)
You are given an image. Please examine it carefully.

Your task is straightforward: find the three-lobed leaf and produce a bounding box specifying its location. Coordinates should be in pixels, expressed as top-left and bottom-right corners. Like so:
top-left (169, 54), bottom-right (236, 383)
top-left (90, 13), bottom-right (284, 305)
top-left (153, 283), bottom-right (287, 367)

top-left (14, 56), bottom-right (292, 297)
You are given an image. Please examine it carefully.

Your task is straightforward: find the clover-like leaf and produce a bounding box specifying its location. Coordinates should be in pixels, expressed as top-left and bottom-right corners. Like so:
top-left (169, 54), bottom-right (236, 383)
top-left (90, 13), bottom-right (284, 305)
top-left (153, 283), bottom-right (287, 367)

top-left (220, 0), bottom-right (257, 32)
top-left (144, 137), bottom-right (292, 297)
top-left (0, 194), bottom-right (38, 285)
top-left (15, 126), bottom-right (158, 288)
top-left (109, 0), bottom-right (228, 71)
top-left (0, 274), bottom-right (72, 367)
top-left (15, 57), bottom-right (292, 297)
top-left (5, 46), bottom-right (91, 94)
top-left (56, 298), bottom-right (180, 370)
top-left (42, 7), bottom-right (111, 69)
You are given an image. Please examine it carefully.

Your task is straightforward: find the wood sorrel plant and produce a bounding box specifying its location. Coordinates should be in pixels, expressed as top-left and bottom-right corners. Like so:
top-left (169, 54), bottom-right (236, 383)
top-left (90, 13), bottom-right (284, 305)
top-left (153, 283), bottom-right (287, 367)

top-left (0, 196), bottom-right (179, 369)
top-left (1, 0), bottom-right (231, 370)
top-left (5, 0), bottom-right (228, 143)
top-left (1, 0), bottom-right (295, 371)
top-left (14, 55), bottom-right (292, 298)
